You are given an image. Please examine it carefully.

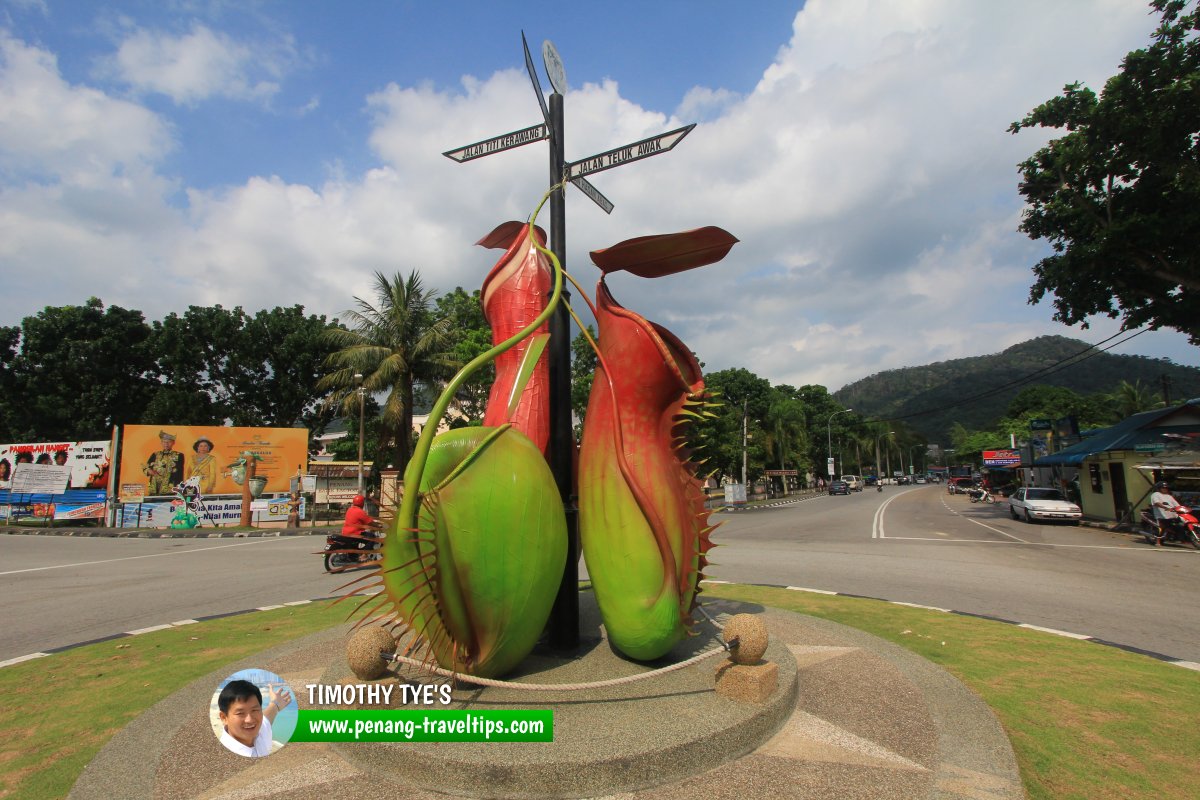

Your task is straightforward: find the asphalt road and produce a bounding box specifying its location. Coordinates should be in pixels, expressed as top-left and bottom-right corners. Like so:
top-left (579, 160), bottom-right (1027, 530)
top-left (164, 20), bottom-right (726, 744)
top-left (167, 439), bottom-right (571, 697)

top-left (2, 485), bottom-right (1198, 663)
top-left (707, 486), bottom-right (1200, 662)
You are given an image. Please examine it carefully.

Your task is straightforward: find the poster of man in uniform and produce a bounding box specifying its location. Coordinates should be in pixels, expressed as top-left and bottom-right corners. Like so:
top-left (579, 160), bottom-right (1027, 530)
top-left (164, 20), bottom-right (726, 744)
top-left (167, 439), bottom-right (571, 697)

top-left (118, 425), bottom-right (309, 500)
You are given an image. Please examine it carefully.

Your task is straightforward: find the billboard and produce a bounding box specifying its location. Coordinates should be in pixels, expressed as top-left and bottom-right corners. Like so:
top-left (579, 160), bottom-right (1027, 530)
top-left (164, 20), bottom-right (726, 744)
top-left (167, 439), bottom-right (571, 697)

top-left (983, 449), bottom-right (1021, 466)
top-left (117, 425), bottom-right (308, 499)
top-left (0, 440), bottom-right (112, 491)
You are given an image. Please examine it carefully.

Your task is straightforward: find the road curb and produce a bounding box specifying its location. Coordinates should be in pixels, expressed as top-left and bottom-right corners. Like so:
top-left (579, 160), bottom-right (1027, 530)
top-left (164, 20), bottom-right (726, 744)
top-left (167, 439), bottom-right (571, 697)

top-left (702, 581), bottom-right (1200, 672)
top-left (7, 580), bottom-right (1197, 673)
top-left (0, 526), bottom-right (333, 538)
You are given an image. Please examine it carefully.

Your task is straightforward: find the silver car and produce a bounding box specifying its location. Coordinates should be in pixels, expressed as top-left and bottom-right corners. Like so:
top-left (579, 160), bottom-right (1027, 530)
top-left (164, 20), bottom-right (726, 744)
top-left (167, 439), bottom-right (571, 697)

top-left (1008, 487), bottom-right (1082, 524)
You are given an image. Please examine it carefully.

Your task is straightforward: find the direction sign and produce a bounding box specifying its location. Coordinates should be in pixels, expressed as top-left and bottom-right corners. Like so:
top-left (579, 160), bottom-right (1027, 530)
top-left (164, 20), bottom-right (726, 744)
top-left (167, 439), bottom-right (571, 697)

top-left (570, 176), bottom-right (613, 214)
top-left (443, 123), bottom-right (549, 163)
top-left (567, 124), bottom-right (695, 179)
top-left (521, 31), bottom-right (550, 124)
top-left (543, 40), bottom-right (567, 95)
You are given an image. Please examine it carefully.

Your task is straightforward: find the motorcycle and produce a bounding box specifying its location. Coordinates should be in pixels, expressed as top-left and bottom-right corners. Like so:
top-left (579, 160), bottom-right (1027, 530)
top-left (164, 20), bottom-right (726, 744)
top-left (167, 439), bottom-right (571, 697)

top-left (322, 530), bottom-right (384, 571)
top-left (967, 487), bottom-right (996, 504)
top-left (1138, 505), bottom-right (1200, 549)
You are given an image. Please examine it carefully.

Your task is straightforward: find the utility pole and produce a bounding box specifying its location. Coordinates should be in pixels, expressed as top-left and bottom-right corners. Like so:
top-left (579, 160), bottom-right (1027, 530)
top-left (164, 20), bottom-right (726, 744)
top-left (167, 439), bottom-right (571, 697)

top-left (741, 399), bottom-right (748, 488)
top-left (1161, 374), bottom-right (1173, 407)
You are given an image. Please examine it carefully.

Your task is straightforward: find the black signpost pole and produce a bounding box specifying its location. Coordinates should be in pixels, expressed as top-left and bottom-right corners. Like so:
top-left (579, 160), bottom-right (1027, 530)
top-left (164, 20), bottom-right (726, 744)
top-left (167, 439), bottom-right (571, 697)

top-left (546, 91), bottom-right (579, 650)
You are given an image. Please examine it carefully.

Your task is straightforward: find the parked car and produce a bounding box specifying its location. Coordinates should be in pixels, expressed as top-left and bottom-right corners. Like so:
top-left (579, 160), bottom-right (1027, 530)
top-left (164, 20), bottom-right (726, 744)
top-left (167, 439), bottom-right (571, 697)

top-left (828, 480), bottom-right (850, 495)
top-left (840, 474), bottom-right (863, 492)
top-left (1008, 487), bottom-right (1082, 524)
top-left (864, 475), bottom-right (879, 487)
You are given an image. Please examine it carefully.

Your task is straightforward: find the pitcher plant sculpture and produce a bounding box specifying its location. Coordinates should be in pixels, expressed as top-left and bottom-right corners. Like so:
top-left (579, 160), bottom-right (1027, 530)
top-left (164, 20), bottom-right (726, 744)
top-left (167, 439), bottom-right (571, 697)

top-left (337, 186), bottom-right (737, 676)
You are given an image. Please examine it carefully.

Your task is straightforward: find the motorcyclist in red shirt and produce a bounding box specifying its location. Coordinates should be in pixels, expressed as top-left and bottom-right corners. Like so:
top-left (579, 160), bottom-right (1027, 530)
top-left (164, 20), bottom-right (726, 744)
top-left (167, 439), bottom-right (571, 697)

top-left (342, 494), bottom-right (383, 538)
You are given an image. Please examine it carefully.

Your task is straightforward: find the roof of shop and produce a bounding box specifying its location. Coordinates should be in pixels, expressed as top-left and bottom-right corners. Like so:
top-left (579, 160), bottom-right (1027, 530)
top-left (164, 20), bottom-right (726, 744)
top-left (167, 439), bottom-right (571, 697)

top-left (1033, 399), bottom-right (1200, 467)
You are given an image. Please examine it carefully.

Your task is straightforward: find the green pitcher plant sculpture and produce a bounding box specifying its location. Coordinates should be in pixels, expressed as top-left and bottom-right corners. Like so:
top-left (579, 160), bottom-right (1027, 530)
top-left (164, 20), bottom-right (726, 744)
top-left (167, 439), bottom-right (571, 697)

top-left (338, 186), bottom-right (737, 676)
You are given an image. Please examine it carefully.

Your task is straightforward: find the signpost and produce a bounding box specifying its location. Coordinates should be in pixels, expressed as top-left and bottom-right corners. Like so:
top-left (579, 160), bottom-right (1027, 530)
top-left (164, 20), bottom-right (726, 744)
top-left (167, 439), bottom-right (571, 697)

top-left (567, 125), bottom-right (695, 179)
top-left (442, 124), bottom-right (548, 163)
top-left (442, 33), bottom-right (697, 650)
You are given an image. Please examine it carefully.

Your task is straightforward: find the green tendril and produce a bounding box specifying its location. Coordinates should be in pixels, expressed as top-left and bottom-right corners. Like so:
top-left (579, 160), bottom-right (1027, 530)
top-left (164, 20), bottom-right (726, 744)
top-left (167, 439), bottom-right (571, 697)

top-left (397, 184), bottom-right (568, 533)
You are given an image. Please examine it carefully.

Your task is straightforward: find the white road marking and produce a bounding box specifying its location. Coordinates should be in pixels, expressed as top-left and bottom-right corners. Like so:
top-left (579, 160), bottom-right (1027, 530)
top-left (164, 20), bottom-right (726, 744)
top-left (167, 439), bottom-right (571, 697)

top-left (960, 514), bottom-right (1029, 544)
top-left (1017, 623), bottom-right (1092, 639)
top-left (786, 586), bottom-right (837, 594)
top-left (891, 601), bottom-right (952, 612)
top-left (872, 488), bottom-right (919, 539)
top-left (882, 535), bottom-right (1172, 551)
top-left (0, 537), bottom-right (286, 577)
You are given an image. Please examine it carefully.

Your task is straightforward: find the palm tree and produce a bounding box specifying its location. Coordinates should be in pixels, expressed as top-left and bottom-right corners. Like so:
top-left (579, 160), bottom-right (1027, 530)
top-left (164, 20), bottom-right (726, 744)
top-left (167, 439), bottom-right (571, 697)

top-left (318, 271), bottom-right (459, 473)
top-left (764, 397), bottom-right (807, 473)
top-left (1108, 379), bottom-right (1163, 419)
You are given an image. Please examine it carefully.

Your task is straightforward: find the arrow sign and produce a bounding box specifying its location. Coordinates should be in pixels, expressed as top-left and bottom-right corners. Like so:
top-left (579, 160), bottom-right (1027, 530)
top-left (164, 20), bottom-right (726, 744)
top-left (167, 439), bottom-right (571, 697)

top-left (443, 123), bottom-right (549, 163)
top-left (521, 31), bottom-right (550, 124)
top-left (567, 124), bottom-right (695, 179)
top-left (570, 176), bottom-right (613, 214)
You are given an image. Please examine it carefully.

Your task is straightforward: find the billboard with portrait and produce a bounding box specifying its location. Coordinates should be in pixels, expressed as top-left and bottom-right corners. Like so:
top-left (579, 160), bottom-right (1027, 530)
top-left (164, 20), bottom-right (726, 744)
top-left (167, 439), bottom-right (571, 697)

top-left (0, 440), bottom-right (112, 491)
top-left (117, 425), bottom-right (308, 499)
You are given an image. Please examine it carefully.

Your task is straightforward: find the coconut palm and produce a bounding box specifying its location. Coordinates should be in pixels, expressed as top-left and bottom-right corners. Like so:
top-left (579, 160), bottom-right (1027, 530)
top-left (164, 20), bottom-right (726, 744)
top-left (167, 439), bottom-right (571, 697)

top-left (764, 397), bottom-right (808, 472)
top-left (318, 271), bottom-right (460, 473)
top-left (1108, 379), bottom-right (1163, 419)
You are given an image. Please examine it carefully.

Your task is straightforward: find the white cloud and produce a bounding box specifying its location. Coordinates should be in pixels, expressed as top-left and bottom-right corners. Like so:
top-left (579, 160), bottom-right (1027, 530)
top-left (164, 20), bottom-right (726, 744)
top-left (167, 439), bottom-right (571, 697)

top-left (99, 22), bottom-right (295, 105)
top-left (0, 31), bottom-right (173, 179)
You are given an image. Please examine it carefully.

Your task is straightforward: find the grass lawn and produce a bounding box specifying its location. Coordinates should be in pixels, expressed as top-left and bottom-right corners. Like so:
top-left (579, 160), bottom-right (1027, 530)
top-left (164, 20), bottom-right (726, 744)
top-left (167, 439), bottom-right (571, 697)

top-left (1, 584), bottom-right (1197, 799)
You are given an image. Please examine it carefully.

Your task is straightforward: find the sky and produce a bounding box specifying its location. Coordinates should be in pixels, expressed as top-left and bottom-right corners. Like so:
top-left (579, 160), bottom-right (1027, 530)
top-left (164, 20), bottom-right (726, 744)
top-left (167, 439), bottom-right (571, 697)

top-left (0, 0), bottom-right (1195, 393)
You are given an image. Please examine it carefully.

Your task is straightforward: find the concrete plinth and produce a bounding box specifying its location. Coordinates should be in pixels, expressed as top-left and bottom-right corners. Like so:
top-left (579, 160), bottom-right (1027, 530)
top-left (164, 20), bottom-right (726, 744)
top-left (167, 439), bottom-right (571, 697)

top-left (715, 657), bottom-right (779, 704)
top-left (69, 593), bottom-right (1023, 800)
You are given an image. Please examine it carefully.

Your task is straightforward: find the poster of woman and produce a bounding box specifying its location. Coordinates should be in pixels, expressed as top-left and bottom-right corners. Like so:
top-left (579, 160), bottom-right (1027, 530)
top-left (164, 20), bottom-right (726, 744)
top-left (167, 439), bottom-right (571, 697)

top-left (117, 425), bottom-right (308, 498)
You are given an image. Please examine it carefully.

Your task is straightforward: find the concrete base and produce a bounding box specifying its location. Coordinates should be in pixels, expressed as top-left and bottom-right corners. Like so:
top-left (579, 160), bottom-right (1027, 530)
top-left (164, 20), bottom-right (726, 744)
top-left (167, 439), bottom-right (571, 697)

top-left (321, 593), bottom-right (799, 799)
top-left (69, 594), bottom-right (1023, 800)
top-left (714, 658), bottom-right (779, 704)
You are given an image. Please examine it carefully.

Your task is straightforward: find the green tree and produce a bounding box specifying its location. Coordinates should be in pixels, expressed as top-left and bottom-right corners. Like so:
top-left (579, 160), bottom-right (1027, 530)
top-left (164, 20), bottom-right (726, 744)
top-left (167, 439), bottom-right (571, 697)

top-left (433, 287), bottom-right (493, 425)
top-left (143, 304), bottom-right (339, 429)
top-left (763, 392), bottom-right (808, 486)
top-left (5, 298), bottom-right (156, 440)
top-left (1009, 0), bottom-right (1200, 344)
top-left (238, 306), bottom-right (341, 429)
top-left (318, 271), bottom-right (458, 473)
top-left (570, 324), bottom-right (598, 434)
top-left (691, 368), bottom-right (773, 483)
top-left (0, 325), bottom-right (21, 441)
top-left (1108, 379), bottom-right (1164, 418)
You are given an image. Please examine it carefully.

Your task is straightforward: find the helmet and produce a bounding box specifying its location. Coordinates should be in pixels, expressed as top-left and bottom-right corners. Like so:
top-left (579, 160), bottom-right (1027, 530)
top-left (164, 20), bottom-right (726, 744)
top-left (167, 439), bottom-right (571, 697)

top-left (351, 494), bottom-right (365, 507)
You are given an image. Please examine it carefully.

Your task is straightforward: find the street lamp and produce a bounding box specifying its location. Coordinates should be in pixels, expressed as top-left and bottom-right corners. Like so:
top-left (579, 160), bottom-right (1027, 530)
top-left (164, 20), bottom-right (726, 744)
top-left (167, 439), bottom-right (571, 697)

top-left (825, 408), bottom-right (853, 480)
top-left (910, 445), bottom-right (924, 478)
top-left (354, 372), bottom-right (365, 495)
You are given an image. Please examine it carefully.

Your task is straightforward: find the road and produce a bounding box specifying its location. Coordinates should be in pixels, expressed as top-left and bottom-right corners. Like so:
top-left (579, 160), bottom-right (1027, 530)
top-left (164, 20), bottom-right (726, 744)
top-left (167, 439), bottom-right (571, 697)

top-left (707, 486), bottom-right (1200, 662)
top-left (2, 485), bottom-right (1198, 663)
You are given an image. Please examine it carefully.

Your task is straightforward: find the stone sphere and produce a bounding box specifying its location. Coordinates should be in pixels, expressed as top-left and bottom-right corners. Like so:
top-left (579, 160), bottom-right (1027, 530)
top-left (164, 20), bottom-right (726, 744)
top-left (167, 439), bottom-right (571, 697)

top-left (722, 614), bottom-right (769, 665)
top-left (347, 626), bottom-right (397, 680)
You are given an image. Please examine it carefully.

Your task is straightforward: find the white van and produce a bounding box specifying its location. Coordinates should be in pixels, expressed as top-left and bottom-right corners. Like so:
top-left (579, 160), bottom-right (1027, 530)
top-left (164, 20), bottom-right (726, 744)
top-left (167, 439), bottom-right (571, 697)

top-left (840, 475), bottom-right (863, 492)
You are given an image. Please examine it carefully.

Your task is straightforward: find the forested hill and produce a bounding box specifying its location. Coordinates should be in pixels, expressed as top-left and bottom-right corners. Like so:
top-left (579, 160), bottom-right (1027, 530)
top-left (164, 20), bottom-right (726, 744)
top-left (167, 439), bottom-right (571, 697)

top-left (833, 336), bottom-right (1200, 441)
